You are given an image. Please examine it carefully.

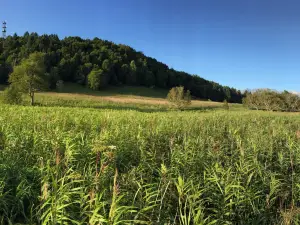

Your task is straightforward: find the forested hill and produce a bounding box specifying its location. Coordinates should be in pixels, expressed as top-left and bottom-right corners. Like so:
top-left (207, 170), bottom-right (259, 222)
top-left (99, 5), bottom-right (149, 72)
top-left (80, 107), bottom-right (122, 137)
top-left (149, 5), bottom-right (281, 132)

top-left (0, 33), bottom-right (243, 102)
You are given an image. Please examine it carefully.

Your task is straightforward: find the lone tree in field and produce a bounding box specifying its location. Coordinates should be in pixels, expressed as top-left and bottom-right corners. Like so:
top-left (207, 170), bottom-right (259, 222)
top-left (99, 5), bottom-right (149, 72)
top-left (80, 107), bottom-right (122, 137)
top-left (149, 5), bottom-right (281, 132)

top-left (167, 86), bottom-right (191, 110)
top-left (9, 52), bottom-right (47, 106)
top-left (88, 68), bottom-right (107, 90)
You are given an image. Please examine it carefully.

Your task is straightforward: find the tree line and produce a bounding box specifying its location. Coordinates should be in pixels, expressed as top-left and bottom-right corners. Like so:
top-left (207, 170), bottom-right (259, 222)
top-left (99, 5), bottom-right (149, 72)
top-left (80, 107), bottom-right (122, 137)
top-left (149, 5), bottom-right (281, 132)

top-left (0, 33), bottom-right (243, 103)
top-left (243, 89), bottom-right (300, 112)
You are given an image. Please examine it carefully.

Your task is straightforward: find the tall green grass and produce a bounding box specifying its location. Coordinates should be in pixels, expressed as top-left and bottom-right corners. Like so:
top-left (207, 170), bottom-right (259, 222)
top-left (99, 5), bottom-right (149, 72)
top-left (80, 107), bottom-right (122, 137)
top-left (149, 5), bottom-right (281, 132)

top-left (0, 105), bottom-right (299, 224)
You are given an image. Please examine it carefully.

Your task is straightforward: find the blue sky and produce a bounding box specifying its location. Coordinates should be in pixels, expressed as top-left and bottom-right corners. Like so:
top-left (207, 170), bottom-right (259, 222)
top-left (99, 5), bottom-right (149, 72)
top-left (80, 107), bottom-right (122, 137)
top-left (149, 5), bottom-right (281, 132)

top-left (2, 0), bottom-right (300, 91)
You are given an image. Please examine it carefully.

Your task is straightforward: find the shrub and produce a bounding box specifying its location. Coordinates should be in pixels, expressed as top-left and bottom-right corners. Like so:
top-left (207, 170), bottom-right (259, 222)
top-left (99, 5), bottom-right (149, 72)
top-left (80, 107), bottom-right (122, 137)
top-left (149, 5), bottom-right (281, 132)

top-left (2, 86), bottom-right (23, 105)
top-left (167, 86), bottom-right (191, 110)
top-left (223, 99), bottom-right (229, 110)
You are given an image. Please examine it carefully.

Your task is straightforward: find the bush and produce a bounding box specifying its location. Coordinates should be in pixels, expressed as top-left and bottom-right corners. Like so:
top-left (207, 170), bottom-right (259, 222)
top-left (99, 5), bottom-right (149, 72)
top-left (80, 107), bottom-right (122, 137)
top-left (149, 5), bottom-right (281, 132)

top-left (167, 86), bottom-right (191, 110)
top-left (223, 99), bottom-right (229, 110)
top-left (2, 86), bottom-right (23, 105)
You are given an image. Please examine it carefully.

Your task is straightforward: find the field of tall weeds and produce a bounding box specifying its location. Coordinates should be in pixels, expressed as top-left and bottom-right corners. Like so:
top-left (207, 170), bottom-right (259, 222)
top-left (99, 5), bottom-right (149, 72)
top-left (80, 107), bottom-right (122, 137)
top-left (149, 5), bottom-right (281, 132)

top-left (0, 104), bottom-right (300, 224)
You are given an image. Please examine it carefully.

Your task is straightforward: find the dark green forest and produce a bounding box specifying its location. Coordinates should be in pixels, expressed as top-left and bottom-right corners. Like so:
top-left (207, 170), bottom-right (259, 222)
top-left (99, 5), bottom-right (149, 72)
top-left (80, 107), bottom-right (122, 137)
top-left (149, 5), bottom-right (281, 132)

top-left (0, 33), bottom-right (243, 102)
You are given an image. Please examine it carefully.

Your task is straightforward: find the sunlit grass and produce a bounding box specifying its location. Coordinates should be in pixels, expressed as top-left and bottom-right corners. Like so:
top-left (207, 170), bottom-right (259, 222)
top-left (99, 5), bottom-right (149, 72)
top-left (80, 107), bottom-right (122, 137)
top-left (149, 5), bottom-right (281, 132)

top-left (0, 102), bottom-right (299, 223)
top-left (0, 83), bottom-right (244, 112)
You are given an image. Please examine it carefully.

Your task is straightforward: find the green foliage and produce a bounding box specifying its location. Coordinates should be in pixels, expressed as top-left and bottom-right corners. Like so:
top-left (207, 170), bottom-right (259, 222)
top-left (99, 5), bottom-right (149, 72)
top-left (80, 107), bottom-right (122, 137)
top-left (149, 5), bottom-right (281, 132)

top-left (120, 64), bottom-right (129, 84)
top-left (1, 86), bottom-right (23, 104)
top-left (0, 33), bottom-right (243, 102)
top-left (167, 86), bottom-right (191, 109)
top-left (102, 58), bottom-right (112, 71)
top-left (129, 60), bottom-right (137, 85)
top-left (75, 62), bottom-right (93, 85)
top-left (88, 68), bottom-right (105, 90)
top-left (243, 89), bottom-right (300, 112)
top-left (102, 59), bottom-right (117, 85)
top-left (48, 66), bottom-right (59, 89)
top-left (8, 52), bottom-right (47, 105)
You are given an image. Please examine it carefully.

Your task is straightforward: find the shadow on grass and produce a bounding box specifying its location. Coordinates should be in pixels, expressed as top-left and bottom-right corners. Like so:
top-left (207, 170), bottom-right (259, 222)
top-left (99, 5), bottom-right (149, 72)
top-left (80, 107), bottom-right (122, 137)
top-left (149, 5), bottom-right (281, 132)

top-left (58, 84), bottom-right (168, 99)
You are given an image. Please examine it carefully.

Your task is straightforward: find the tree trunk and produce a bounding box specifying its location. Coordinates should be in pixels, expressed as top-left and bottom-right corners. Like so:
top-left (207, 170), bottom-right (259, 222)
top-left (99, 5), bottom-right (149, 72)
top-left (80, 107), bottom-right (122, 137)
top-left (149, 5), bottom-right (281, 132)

top-left (30, 92), bottom-right (34, 106)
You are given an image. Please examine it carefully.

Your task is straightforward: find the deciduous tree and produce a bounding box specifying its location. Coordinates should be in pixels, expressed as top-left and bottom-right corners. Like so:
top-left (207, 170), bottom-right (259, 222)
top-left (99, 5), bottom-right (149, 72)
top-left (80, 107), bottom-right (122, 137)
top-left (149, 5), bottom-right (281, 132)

top-left (9, 52), bottom-right (47, 105)
top-left (88, 68), bottom-right (105, 90)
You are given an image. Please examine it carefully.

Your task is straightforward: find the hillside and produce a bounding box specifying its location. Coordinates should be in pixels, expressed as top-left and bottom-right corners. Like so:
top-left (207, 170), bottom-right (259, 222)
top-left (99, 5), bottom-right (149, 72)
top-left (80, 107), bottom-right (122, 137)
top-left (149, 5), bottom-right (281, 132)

top-left (0, 33), bottom-right (243, 102)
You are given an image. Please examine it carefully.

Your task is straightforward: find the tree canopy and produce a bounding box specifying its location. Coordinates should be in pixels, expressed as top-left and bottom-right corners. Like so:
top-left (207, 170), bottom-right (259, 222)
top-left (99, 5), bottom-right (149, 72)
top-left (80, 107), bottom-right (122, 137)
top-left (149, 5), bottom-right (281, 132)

top-left (88, 68), bottom-right (105, 90)
top-left (8, 52), bottom-right (47, 105)
top-left (0, 33), bottom-right (243, 103)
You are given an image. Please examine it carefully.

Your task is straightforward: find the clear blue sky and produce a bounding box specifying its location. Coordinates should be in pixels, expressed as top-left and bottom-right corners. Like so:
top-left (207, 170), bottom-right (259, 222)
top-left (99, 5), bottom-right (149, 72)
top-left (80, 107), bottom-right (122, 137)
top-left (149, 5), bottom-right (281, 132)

top-left (2, 0), bottom-right (300, 91)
